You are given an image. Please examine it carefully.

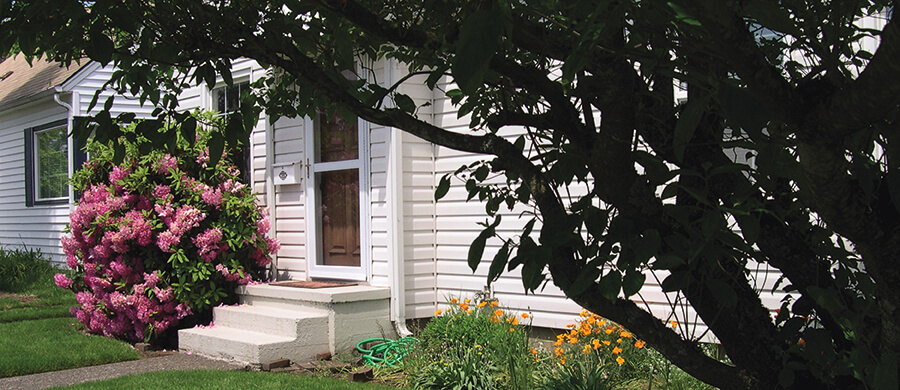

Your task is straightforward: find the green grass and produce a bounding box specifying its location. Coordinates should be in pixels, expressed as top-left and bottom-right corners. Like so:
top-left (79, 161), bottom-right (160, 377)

top-left (0, 304), bottom-right (74, 323)
top-left (55, 370), bottom-right (402, 389)
top-left (0, 247), bottom-right (139, 378)
top-left (0, 317), bottom-right (140, 378)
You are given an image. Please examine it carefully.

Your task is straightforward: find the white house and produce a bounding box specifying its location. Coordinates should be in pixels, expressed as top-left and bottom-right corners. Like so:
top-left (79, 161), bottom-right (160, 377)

top-left (0, 53), bottom-right (780, 365)
top-left (0, 54), bottom-right (155, 261)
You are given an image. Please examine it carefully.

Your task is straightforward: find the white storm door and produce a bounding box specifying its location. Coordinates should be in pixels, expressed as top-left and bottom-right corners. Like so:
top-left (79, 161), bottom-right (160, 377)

top-left (305, 112), bottom-right (369, 281)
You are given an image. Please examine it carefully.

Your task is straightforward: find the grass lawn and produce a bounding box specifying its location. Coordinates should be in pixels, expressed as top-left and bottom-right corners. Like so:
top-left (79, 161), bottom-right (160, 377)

top-left (55, 370), bottom-right (402, 389)
top-left (0, 317), bottom-right (140, 378)
top-left (0, 247), bottom-right (140, 378)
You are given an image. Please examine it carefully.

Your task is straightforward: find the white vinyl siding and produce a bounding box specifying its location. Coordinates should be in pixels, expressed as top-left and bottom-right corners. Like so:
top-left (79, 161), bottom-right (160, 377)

top-left (0, 100), bottom-right (70, 263)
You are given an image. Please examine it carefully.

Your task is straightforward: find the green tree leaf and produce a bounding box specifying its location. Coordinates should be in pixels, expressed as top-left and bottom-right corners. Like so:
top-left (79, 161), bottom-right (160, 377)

top-left (453, 10), bottom-right (504, 95)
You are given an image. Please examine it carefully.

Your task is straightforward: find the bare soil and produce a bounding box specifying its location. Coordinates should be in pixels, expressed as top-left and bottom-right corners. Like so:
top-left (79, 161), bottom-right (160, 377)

top-left (0, 292), bottom-right (38, 307)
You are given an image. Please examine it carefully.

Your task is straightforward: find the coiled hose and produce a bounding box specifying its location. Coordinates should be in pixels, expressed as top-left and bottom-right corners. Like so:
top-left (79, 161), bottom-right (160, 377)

top-left (356, 337), bottom-right (418, 367)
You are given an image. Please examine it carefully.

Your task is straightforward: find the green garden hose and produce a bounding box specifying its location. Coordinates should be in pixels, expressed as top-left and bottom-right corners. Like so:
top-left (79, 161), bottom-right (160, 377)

top-left (356, 337), bottom-right (418, 367)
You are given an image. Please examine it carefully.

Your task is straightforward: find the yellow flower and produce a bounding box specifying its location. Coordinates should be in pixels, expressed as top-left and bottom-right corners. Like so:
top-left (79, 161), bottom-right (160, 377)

top-left (582, 344), bottom-right (592, 354)
top-left (635, 340), bottom-right (646, 349)
top-left (669, 320), bottom-right (678, 329)
top-left (612, 346), bottom-right (623, 354)
top-left (603, 340), bottom-right (611, 346)
top-left (512, 317), bottom-right (519, 325)
top-left (605, 327), bottom-right (614, 335)
top-left (435, 309), bottom-right (442, 316)
top-left (616, 338), bottom-right (623, 343)
top-left (465, 298), bottom-right (471, 304)
top-left (598, 319), bottom-right (606, 326)
top-left (509, 328), bottom-right (515, 332)
top-left (555, 347), bottom-right (564, 357)
top-left (451, 298), bottom-right (458, 304)
top-left (490, 301), bottom-right (499, 307)
top-left (494, 309), bottom-right (504, 317)
top-left (569, 337), bottom-right (579, 344)
top-left (560, 357), bottom-right (566, 365)
top-left (466, 309), bottom-right (473, 314)
top-left (616, 356), bottom-right (625, 365)
top-left (553, 339), bottom-right (563, 347)
top-left (566, 323), bottom-right (576, 329)
top-left (521, 313), bottom-right (530, 319)
top-left (580, 310), bottom-right (590, 317)
top-left (592, 339), bottom-right (601, 349)
top-left (459, 303), bottom-right (469, 311)
top-left (620, 331), bottom-right (632, 338)
top-left (477, 301), bottom-right (487, 308)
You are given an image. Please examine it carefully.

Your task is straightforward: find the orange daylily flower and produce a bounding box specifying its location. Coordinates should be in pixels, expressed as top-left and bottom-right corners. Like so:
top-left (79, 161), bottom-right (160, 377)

top-left (494, 309), bottom-right (504, 317)
top-left (635, 340), bottom-right (646, 349)
top-left (521, 313), bottom-right (530, 319)
top-left (612, 346), bottom-right (623, 354)
top-left (620, 331), bottom-right (632, 338)
top-left (616, 356), bottom-right (625, 365)
top-left (435, 309), bottom-right (442, 316)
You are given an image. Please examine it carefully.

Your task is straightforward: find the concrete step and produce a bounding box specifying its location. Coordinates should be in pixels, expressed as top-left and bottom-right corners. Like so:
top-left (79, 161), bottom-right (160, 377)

top-left (178, 326), bottom-right (329, 365)
top-left (236, 284), bottom-right (390, 311)
top-left (212, 305), bottom-right (328, 338)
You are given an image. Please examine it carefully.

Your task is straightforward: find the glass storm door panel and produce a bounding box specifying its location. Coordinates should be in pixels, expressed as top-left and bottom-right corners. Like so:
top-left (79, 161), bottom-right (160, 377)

top-left (306, 111), bottom-right (368, 281)
top-left (315, 169), bottom-right (360, 266)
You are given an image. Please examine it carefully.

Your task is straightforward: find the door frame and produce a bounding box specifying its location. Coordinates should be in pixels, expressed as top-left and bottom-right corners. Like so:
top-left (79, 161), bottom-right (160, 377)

top-left (303, 114), bottom-right (371, 282)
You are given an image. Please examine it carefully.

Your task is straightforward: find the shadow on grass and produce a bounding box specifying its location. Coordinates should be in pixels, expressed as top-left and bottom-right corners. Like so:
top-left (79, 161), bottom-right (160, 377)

top-left (55, 370), bottom-right (399, 390)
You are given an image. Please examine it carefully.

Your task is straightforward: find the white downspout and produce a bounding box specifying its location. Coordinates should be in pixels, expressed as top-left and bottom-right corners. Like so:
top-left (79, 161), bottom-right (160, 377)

top-left (53, 90), bottom-right (75, 204)
top-left (387, 59), bottom-right (412, 337)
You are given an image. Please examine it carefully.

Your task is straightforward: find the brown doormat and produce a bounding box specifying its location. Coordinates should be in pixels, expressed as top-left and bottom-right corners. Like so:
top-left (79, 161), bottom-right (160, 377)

top-left (271, 280), bottom-right (357, 289)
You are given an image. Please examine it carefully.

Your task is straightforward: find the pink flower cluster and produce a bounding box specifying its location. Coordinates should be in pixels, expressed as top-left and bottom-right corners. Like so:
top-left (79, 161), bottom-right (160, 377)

top-left (156, 154), bottom-right (178, 175)
top-left (156, 205), bottom-right (206, 252)
top-left (61, 125), bottom-right (278, 343)
top-left (193, 228), bottom-right (224, 262)
top-left (215, 263), bottom-right (253, 284)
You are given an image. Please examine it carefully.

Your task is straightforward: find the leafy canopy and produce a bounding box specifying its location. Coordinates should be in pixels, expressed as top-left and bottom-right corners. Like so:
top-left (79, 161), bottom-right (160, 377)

top-left (3, 1), bottom-right (900, 389)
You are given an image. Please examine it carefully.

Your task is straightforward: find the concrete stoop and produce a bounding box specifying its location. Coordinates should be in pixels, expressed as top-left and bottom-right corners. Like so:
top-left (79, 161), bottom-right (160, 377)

top-left (178, 284), bottom-right (395, 366)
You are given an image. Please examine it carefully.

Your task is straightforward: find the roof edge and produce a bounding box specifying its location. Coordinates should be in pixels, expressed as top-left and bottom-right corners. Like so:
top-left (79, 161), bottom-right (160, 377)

top-left (58, 60), bottom-right (101, 92)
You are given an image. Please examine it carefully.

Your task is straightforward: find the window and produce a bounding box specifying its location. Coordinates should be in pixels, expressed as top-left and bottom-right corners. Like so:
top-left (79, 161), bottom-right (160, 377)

top-left (210, 82), bottom-right (251, 183)
top-left (24, 119), bottom-right (85, 206)
top-left (212, 82), bottom-right (248, 116)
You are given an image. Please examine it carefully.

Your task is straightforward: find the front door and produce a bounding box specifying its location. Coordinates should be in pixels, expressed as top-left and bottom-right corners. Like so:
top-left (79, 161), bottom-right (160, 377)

top-left (305, 111), bottom-right (368, 281)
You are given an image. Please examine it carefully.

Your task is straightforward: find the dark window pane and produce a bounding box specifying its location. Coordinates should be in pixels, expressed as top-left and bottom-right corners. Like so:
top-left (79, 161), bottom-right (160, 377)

top-left (36, 126), bottom-right (68, 199)
top-left (315, 112), bottom-right (359, 163)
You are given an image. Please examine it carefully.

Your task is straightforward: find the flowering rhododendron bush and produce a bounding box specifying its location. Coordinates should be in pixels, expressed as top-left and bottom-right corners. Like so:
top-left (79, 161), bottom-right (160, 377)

top-left (55, 114), bottom-right (278, 342)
